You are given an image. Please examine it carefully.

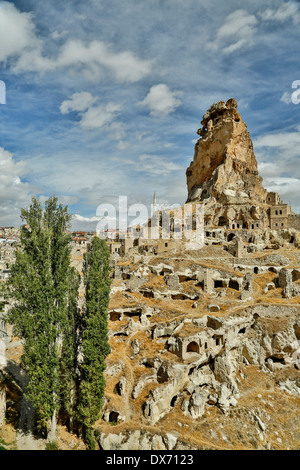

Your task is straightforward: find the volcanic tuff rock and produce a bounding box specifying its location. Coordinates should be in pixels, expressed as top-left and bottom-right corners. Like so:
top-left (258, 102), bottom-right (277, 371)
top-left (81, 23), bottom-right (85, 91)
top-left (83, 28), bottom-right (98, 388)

top-left (186, 98), bottom-right (266, 203)
top-left (186, 99), bottom-right (269, 229)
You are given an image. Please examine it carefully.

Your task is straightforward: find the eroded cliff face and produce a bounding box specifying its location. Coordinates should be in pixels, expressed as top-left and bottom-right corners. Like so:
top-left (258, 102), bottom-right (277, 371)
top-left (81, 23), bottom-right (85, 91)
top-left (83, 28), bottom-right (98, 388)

top-left (186, 99), bottom-right (268, 228)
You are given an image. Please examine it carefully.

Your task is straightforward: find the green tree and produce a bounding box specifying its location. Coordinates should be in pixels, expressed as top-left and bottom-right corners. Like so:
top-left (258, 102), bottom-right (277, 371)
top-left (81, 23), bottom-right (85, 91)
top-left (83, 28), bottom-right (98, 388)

top-left (5, 196), bottom-right (79, 442)
top-left (76, 236), bottom-right (111, 444)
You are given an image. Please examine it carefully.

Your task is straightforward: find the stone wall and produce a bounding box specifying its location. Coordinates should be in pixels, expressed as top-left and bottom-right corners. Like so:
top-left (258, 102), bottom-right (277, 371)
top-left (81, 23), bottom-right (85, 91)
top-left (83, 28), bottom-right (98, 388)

top-left (288, 214), bottom-right (300, 231)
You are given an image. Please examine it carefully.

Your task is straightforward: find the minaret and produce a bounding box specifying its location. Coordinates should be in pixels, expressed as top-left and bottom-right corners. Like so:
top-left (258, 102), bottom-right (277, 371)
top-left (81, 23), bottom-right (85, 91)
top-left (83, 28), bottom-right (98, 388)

top-left (152, 191), bottom-right (157, 216)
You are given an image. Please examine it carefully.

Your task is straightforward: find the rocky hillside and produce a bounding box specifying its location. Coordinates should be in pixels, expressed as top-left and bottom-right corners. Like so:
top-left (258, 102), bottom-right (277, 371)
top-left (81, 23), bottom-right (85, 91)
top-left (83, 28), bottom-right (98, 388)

top-left (98, 243), bottom-right (300, 450)
top-left (97, 99), bottom-right (300, 450)
top-left (1, 99), bottom-right (299, 451)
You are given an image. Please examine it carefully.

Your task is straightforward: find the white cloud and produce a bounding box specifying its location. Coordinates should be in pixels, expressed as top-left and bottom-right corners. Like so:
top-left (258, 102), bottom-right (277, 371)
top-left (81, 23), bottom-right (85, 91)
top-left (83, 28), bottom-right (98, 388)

top-left (13, 34), bottom-right (153, 83)
top-left (0, 147), bottom-right (36, 225)
top-left (51, 30), bottom-right (68, 40)
top-left (71, 214), bottom-right (107, 232)
top-left (258, 161), bottom-right (285, 178)
top-left (79, 102), bottom-right (122, 130)
top-left (55, 39), bottom-right (153, 82)
top-left (60, 92), bottom-right (124, 138)
top-left (0, 1), bottom-right (40, 63)
top-left (60, 91), bottom-right (98, 114)
top-left (109, 152), bottom-right (183, 176)
top-left (138, 84), bottom-right (182, 117)
top-left (208, 4), bottom-right (300, 56)
top-left (0, 3), bottom-right (152, 83)
top-left (0, 2), bottom-right (55, 73)
top-left (0, 146), bottom-right (78, 226)
top-left (39, 195), bottom-right (78, 206)
top-left (259, 2), bottom-right (300, 23)
top-left (255, 128), bottom-right (300, 212)
top-left (254, 132), bottom-right (300, 184)
top-left (73, 214), bottom-right (102, 223)
top-left (262, 176), bottom-right (300, 210)
top-left (254, 129), bottom-right (300, 157)
top-left (208, 9), bottom-right (258, 55)
top-left (138, 154), bottom-right (182, 175)
top-left (217, 9), bottom-right (257, 39)
top-left (0, 147), bottom-right (28, 192)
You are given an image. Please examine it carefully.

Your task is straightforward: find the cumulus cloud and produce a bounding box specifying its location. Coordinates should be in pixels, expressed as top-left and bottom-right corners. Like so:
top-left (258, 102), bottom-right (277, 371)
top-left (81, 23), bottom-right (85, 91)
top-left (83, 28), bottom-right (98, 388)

top-left (254, 128), bottom-right (300, 207)
top-left (14, 36), bottom-right (153, 83)
top-left (38, 194), bottom-right (78, 207)
top-left (0, 3), bottom-right (152, 82)
top-left (138, 84), bottom-right (182, 117)
top-left (79, 102), bottom-right (122, 130)
top-left (71, 214), bottom-right (106, 232)
top-left (73, 214), bottom-right (102, 223)
top-left (56, 39), bottom-right (153, 83)
top-left (258, 162), bottom-right (283, 178)
top-left (262, 176), bottom-right (300, 211)
top-left (254, 129), bottom-right (300, 161)
top-left (0, 2), bottom-right (54, 73)
top-left (0, 147), bottom-right (35, 225)
top-left (255, 128), bottom-right (300, 212)
top-left (60, 92), bottom-right (98, 114)
top-left (0, 146), bottom-right (77, 226)
top-left (0, 2), bottom-right (39, 63)
top-left (60, 91), bottom-right (125, 141)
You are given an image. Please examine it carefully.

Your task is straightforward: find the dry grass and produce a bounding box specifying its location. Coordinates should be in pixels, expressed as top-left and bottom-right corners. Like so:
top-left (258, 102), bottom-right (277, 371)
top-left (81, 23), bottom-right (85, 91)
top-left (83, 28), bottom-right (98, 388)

top-left (3, 240), bottom-right (300, 450)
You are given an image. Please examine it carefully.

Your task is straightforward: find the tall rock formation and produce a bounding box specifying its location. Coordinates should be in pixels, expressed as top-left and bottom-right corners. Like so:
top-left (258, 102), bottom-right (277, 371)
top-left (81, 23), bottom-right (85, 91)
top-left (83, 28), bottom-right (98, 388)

top-left (186, 99), bottom-right (269, 229)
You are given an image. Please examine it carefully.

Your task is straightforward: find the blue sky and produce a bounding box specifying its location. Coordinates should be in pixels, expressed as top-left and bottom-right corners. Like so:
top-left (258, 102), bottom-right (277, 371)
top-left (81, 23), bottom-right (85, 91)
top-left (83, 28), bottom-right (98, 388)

top-left (0, 0), bottom-right (299, 229)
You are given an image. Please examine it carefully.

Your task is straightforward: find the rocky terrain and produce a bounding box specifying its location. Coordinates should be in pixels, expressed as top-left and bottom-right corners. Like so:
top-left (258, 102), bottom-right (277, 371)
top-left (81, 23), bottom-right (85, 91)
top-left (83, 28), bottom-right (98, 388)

top-left (1, 99), bottom-right (300, 451)
top-left (97, 99), bottom-right (300, 451)
top-left (98, 244), bottom-right (300, 450)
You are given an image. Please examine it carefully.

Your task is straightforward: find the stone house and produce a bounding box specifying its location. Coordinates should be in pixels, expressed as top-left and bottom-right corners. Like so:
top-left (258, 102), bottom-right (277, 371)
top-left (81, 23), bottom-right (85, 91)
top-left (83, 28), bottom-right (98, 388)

top-left (267, 191), bottom-right (292, 230)
top-left (171, 323), bottom-right (224, 362)
top-left (269, 204), bottom-right (291, 230)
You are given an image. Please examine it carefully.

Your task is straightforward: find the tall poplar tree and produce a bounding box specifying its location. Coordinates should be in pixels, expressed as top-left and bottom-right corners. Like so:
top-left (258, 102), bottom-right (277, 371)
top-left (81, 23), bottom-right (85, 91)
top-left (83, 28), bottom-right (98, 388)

top-left (5, 196), bottom-right (79, 442)
top-left (76, 236), bottom-right (111, 444)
